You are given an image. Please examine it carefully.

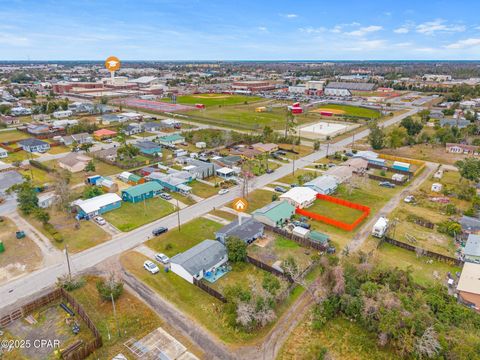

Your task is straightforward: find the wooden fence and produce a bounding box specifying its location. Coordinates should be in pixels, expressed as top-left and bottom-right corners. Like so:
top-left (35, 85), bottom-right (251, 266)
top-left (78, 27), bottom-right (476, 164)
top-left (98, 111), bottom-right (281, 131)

top-left (382, 237), bottom-right (463, 266)
top-left (246, 255), bottom-right (293, 283)
top-left (367, 173), bottom-right (407, 186)
top-left (193, 279), bottom-right (227, 303)
top-left (367, 162), bottom-right (413, 177)
top-left (0, 288), bottom-right (102, 360)
top-left (264, 224), bottom-right (329, 251)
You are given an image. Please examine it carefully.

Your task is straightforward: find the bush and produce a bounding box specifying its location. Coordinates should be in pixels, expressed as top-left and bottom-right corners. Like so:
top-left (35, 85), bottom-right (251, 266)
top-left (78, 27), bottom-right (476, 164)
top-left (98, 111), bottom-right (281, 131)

top-left (57, 275), bottom-right (85, 291)
top-left (96, 275), bottom-right (124, 301)
top-left (226, 236), bottom-right (247, 262)
top-left (53, 233), bottom-right (64, 243)
top-left (262, 273), bottom-right (281, 296)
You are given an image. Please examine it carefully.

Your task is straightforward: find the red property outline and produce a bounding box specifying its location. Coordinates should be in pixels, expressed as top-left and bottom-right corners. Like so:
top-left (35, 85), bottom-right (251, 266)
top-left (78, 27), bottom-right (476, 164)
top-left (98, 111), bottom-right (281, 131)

top-left (296, 194), bottom-right (370, 231)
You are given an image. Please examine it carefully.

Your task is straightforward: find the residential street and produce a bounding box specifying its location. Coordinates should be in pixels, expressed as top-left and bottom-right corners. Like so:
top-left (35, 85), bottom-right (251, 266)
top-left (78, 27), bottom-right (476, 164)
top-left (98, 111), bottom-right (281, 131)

top-left (0, 108), bottom-right (419, 311)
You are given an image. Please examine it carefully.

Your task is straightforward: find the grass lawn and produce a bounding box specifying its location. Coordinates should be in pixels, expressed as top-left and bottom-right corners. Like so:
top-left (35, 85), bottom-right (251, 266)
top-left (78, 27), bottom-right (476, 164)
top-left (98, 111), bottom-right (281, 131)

top-left (2, 150), bottom-right (38, 163)
top-left (278, 144), bottom-right (314, 159)
top-left (0, 129), bottom-right (30, 143)
top-left (27, 210), bottom-right (111, 253)
top-left (209, 209), bottom-right (237, 222)
top-left (312, 103), bottom-right (380, 119)
top-left (307, 198), bottom-right (366, 224)
top-left (163, 93), bottom-right (263, 107)
top-left (278, 317), bottom-right (394, 360)
top-left (248, 234), bottom-right (314, 271)
top-left (379, 143), bottom-right (467, 166)
top-left (168, 191), bottom-right (196, 206)
top-left (276, 169), bottom-right (319, 185)
top-left (70, 276), bottom-right (203, 359)
top-left (375, 242), bottom-right (461, 287)
top-left (146, 217), bottom-right (223, 256)
top-left (0, 216), bottom-right (42, 283)
top-left (104, 197), bottom-right (175, 232)
top-left (134, 131), bottom-right (157, 137)
top-left (189, 180), bottom-right (218, 198)
top-left (240, 189), bottom-right (276, 212)
top-left (18, 166), bottom-right (55, 186)
top-left (46, 145), bottom-right (70, 155)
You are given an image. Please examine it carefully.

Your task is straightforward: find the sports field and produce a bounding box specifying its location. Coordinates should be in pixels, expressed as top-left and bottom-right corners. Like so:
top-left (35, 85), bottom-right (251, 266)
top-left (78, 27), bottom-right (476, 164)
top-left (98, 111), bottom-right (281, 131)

top-left (163, 93), bottom-right (263, 107)
top-left (311, 104), bottom-right (380, 119)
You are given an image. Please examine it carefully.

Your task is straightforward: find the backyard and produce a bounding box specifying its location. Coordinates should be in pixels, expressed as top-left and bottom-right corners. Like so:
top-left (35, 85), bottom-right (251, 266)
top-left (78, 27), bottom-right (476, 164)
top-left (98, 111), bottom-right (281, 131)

top-left (307, 198), bottom-right (366, 224)
top-left (2, 150), bottom-right (37, 163)
top-left (103, 197), bottom-right (175, 232)
top-left (0, 129), bottom-right (30, 143)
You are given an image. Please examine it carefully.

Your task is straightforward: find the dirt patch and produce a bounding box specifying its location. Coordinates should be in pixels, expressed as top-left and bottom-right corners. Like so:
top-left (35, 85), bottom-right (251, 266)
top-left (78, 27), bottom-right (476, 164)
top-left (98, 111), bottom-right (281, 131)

top-left (192, 94), bottom-right (231, 99)
top-left (310, 107), bottom-right (346, 115)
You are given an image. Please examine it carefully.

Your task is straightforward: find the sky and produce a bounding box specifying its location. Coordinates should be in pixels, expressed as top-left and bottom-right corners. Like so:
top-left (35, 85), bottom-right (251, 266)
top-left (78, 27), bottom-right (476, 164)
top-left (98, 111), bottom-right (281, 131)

top-left (0, 0), bottom-right (479, 60)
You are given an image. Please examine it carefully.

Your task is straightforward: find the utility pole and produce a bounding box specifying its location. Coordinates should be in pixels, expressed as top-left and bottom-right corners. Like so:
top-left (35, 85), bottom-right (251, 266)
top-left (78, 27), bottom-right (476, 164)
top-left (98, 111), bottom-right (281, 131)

top-left (176, 199), bottom-right (181, 231)
top-left (111, 293), bottom-right (121, 337)
top-left (292, 155), bottom-right (296, 176)
top-left (326, 141), bottom-right (330, 158)
top-left (352, 133), bottom-right (356, 150)
top-left (64, 244), bottom-right (72, 281)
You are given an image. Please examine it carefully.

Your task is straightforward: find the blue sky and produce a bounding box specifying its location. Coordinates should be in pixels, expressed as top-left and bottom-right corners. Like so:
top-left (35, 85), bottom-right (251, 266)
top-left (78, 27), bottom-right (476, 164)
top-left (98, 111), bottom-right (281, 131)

top-left (0, 0), bottom-right (479, 60)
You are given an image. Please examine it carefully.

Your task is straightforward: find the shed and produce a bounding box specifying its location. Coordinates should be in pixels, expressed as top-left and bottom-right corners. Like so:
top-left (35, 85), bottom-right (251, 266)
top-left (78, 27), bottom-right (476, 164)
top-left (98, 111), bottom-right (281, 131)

top-left (292, 226), bottom-right (310, 238)
top-left (308, 231), bottom-right (329, 245)
top-left (392, 161), bottom-right (411, 172)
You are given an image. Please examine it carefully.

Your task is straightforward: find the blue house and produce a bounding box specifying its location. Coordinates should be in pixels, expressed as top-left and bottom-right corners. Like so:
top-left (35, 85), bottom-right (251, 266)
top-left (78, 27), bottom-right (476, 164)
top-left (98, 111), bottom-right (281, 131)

top-left (158, 134), bottom-right (185, 146)
top-left (304, 175), bottom-right (339, 195)
top-left (121, 181), bottom-right (164, 203)
top-left (147, 172), bottom-right (192, 193)
top-left (72, 193), bottom-right (122, 218)
top-left (18, 138), bottom-right (51, 153)
top-left (135, 140), bottom-right (162, 155)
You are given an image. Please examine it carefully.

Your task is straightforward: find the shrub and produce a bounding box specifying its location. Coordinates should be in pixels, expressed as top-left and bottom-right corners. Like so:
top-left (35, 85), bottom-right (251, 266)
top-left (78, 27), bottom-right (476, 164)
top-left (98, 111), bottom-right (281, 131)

top-left (53, 233), bottom-right (64, 243)
top-left (226, 236), bottom-right (247, 262)
top-left (262, 273), bottom-right (281, 296)
top-left (96, 275), bottom-right (124, 301)
top-left (57, 275), bottom-right (85, 291)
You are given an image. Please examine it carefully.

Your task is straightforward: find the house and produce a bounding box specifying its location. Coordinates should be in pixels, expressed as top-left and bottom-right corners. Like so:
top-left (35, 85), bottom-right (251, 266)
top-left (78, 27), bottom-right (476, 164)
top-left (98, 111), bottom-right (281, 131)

top-left (92, 147), bottom-right (118, 161)
top-left (215, 217), bottom-right (264, 244)
top-left (119, 112), bottom-right (142, 121)
top-left (93, 128), bottom-right (117, 140)
top-left (460, 216), bottom-right (480, 235)
top-left (72, 193), bottom-right (122, 218)
top-left (0, 171), bottom-right (24, 194)
top-left (121, 181), bottom-right (164, 203)
top-left (324, 158), bottom-right (368, 183)
top-left (38, 192), bottom-right (57, 208)
top-left (158, 134), bottom-right (185, 146)
top-left (135, 140), bottom-right (162, 155)
top-left (446, 143), bottom-right (480, 156)
top-left (440, 118), bottom-right (470, 129)
top-left (147, 172), bottom-right (192, 194)
top-left (26, 124), bottom-right (51, 136)
top-left (0, 116), bottom-right (20, 125)
top-left (101, 114), bottom-right (127, 124)
top-left (143, 122), bottom-right (162, 132)
top-left (304, 175), bottom-right (339, 195)
top-left (170, 240), bottom-right (228, 283)
top-left (58, 153), bottom-right (92, 173)
top-left (216, 167), bottom-right (236, 179)
top-left (279, 187), bottom-right (317, 209)
top-left (10, 106), bottom-right (31, 116)
top-left (353, 151), bottom-right (386, 167)
top-left (122, 123), bottom-right (143, 136)
top-left (177, 158), bottom-right (215, 179)
top-left (52, 110), bottom-right (73, 119)
top-left (61, 132), bottom-right (93, 146)
top-left (464, 234), bottom-right (480, 263)
top-left (18, 138), bottom-right (50, 153)
top-left (252, 200), bottom-right (295, 227)
top-left (0, 147), bottom-right (8, 158)
top-left (160, 118), bottom-right (181, 128)
top-left (252, 143), bottom-right (279, 154)
top-left (456, 262), bottom-right (480, 311)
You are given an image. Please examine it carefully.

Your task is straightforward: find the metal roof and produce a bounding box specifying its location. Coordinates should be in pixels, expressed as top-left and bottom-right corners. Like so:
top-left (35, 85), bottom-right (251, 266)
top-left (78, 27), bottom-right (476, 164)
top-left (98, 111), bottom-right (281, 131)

top-left (216, 217), bottom-right (264, 241)
top-left (122, 181), bottom-right (164, 197)
top-left (170, 240), bottom-right (227, 276)
top-left (457, 262), bottom-right (480, 295)
top-left (465, 234), bottom-right (480, 257)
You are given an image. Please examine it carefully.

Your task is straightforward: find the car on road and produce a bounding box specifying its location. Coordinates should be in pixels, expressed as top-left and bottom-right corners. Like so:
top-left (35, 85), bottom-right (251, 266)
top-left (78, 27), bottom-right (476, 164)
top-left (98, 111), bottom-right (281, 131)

top-left (274, 186), bottom-right (287, 193)
top-left (154, 253), bottom-right (170, 264)
top-left (159, 193), bottom-right (172, 200)
top-left (266, 169), bottom-right (274, 174)
top-left (94, 216), bottom-right (106, 225)
top-left (404, 195), bottom-right (415, 203)
top-left (143, 260), bottom-right (159, 274)
top-left (218, 188), bottom-right (229, 195)
top-left (379, 181), bottom-right (396, 188)
top-left (152, 227), bottom-right (168, 236)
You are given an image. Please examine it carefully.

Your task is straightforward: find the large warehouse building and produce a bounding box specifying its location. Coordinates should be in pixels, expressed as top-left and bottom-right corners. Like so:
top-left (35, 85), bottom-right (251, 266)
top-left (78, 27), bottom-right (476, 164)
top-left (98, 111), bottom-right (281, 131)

top-left (324, 82), bottom-right (376, 97)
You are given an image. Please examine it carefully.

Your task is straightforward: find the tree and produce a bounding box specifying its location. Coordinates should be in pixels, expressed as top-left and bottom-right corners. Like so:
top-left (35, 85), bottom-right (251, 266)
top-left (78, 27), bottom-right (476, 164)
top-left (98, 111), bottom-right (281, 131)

top-left (54, 171), bottom-right (72, 211)
top-left (226, 236), bottom-right (247, 262)
top-left (83, 186), bottom-right (104, 199)
top-left (415, 326), bottom-right (441, 359)
top-left (284, 111), bottom-right (296, 138)
top-left (455, 158), bottom-right (480, 182)
top-left (96, 273), bottom-right (124, 301)
top-left (313, 140), bottom-right (320, 150)
top-left (368, 121), bottom-right (385, 150)
top-left (9, 181), bottom-right (39, 215)
top-left (85, 160), bottom-right (95, 173)
top-left (387, 127), bottom-right (406, 149)
top-left (80, 143), bottom-right (93, 153)
top-left (34, 208), bottom-right (50, 225)
top-left (400, 116), bottom-right (423, 136)
top-left (262, 126), bottom-right (274, 140)
top-left (118, 143), bottom-right (140, 159)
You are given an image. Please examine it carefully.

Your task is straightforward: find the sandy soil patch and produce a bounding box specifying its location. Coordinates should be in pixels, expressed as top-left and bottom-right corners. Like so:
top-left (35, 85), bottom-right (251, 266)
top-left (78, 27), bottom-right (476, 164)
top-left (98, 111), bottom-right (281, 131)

top-left (311, 107), bottom-right (346, 115)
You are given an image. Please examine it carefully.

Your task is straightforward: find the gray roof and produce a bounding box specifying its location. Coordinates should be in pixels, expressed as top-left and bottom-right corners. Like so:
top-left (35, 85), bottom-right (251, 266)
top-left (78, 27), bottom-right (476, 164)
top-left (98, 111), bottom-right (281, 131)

top-left (465, 234), bottom-right (480, 257)
top-left (305, 175), bottom-right (338, 192)
top-left (216, 217), bottom-right (264, 241)
top-left (136, 140), bottom-right (160, 150)
top-left (170, 240), bottom-right (227, 276)
top-left (143, 122), bottom-right (162, 130)
top-left (440, 118), bottom-right (470, 128)
top-left (325, 82), bottom-right (375, 91)
top-left (0, 171), bottom-right (24, 192)
top-left (18, 138), bottom-right (49, 147)
top-left (460, 216), bottom-right (480, 232)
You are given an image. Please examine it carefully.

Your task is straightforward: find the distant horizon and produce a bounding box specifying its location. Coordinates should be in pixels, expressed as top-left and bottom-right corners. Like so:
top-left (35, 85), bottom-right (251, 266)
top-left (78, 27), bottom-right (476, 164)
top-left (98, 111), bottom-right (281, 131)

top-left (0, 59), bottom-right (479, 63)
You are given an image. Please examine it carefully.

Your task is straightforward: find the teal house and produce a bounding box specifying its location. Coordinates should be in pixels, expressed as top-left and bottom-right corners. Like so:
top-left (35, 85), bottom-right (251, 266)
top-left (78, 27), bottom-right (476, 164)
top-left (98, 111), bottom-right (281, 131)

top-left (121, 181), bottom-right (164, 203)
top-left (252, 200), bottom-right (295, 228)
top-left (158, 134), bottom-right (185, 147)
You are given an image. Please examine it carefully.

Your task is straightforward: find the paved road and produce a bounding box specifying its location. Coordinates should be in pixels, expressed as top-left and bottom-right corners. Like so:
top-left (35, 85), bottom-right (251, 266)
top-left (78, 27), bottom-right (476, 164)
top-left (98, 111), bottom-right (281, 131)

top-left (0, 108), bottom-right (419, 311)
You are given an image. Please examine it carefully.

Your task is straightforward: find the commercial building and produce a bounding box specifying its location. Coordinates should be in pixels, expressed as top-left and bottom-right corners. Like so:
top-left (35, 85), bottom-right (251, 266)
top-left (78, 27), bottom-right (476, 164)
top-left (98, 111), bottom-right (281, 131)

top-left (324, 82), bottom-right (375, 97)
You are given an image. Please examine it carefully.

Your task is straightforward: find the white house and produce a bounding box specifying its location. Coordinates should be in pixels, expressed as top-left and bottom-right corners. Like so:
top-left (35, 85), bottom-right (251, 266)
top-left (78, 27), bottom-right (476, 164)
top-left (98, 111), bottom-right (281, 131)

top-left (52, 110), bottom-right (73, 119)
top-left (279, 186), bottom-right (317, 209)
top-left (170, 240), bottom-right (228, 283)
top-left (0, 147), bottom-right (8, 159)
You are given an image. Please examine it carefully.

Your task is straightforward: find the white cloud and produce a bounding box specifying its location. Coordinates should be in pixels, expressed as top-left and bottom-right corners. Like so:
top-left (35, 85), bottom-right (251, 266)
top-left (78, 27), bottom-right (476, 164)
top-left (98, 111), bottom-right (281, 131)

top-left (0, 32), bottom-right (29, 46)
top-left (445, 38), bottom-right (480, 49)
top-left (416, 19), bottom-right (465, 35)
top-left (257, 26), bottom-right (268, 32)
top-left (345, 25), bottom-right (383, 37)
top-left (394, 27), bottom-right (409, 34)
top-left (281, 13), bottom-right (298, 18)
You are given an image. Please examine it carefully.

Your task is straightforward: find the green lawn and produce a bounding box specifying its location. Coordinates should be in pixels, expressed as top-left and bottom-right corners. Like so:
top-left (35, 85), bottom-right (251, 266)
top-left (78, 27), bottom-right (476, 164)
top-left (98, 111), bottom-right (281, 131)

top-left (18, 166), bottom-right (55, 186)
top-left (146, 217), bottom-right (223, 256)
top-left (162, 93), bottom-right (263, 107)
top-left (2, 150), bottom-right (37, 163)
top-left (209, 209), bottom-right (237, 222)
top-left (0, 130), bottom-right (30, 143)
top-left (46, 145), bottom-right (70, 155)
top-left (376, 242), bottom-right (461, 287)
top-left (104, 197), bottom-right (175, 232)
top-left (168, 191), bottom-right (196, 206)
top-left (313, 103), bottom-right (380, 119)
top-left (276, 169), bottom-right (319, 186)
top-left (189, 180), bottom-right (219, 198)
top-left (307, 198), bottom-right (365, 224)
top-left (239, 189), bottom-right (277, 212)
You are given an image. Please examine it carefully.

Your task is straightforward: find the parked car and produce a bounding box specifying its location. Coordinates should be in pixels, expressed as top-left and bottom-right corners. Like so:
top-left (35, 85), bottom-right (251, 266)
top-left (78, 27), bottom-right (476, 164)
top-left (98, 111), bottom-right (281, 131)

top-left (143, 260), bottom-right (159, 274)
top-left (154, 253), bottom-right (170, 264)
top-left (152, 227), bottom-right (168, 236)
top-left (218, 188), bottom-right (229, 195)
top-left (379, 181), bottom-right (396, 188)
top-left (274, 186), bottom-right (287, 193)
top-left (94, 216), bottom-right (106, 225)
top-left (327, 246), bottom-right (336, 254)
top-left (404, 195), bottom-right (415, 203)
top-left (293, 221), bottom-right (311, 229)
top-left (266, 169), bottom-right (274, 174)
top-left (159, 193), bottom-right (172, 200)
top-left (290, 183), bottom-right (298, 188)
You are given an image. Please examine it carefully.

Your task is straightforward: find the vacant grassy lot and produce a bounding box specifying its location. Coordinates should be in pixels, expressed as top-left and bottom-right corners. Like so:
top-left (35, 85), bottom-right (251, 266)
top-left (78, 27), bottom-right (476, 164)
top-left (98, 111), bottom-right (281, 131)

top-left (104, 197), bottom-right (175, 232)
top-left (0, 129), bottom-right (30, 143)
top-left (239, 189), bottom-right (277, 212)
top-left (164, 93), bottom-right (263, 107)
top-left (308, 198), bottom-right (365, 224)
top-left (146, 217), bottom-right (222, 256)
top-left (70, 276), bottom-right (203, 359)
top-left (279, 317), bottom-right (393, 360)
top-left (312, 103), bottom-right (380, 119)
top-left (46, 145), bottom-right (70, 155)
top-left (27, 210), bottom-right (111, 253)
top-left (276, 169), bottom-right (320, 186)
top-left (18, 166), bottom-right (55, 186)
top-left (189, 180), bottom-right (219, 198)
top-left (2, 150), bottom-right (37, 163)
top-left (0, 217), bottom-right (42, 283)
